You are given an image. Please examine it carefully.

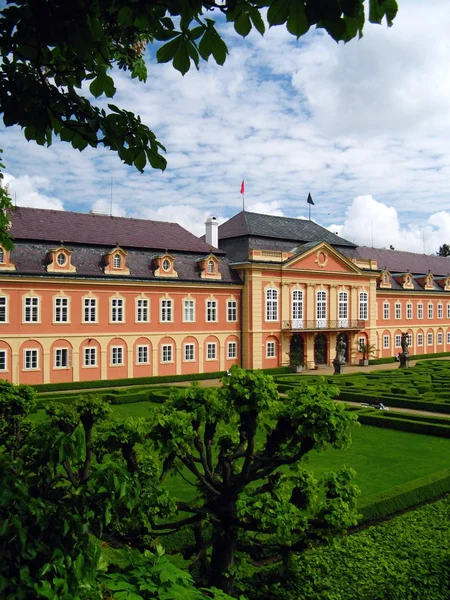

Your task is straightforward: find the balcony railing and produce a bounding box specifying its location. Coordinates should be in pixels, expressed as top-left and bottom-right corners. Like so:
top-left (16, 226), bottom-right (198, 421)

top-left (282, 319), bottom-right (365, 331)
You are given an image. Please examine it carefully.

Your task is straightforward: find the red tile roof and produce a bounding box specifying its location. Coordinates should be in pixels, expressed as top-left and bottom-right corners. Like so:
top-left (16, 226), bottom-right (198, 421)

top-left (8, 206), bottom-right (222, 254)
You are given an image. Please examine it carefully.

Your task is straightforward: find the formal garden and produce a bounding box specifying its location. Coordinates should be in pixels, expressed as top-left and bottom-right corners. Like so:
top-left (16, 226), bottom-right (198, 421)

top-left (2, 361), bottom-right (450, 599)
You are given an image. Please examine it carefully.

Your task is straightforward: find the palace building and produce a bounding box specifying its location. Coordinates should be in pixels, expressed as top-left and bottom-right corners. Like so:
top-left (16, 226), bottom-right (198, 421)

top-left (0, 206), bottom-right (449, 385)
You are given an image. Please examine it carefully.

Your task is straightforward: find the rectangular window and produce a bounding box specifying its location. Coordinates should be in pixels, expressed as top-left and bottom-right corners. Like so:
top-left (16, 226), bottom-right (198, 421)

top-left (84, 298), bottom-right (97, 323)
top-left (55, 348), bottom-right (69, 368)
top-left (338, 292), bottom-right (348, 320)
top-left (437, 332), bottom-right (443, 345)
top-left (292, 290), bottom-right (303, 325)
top-left (417, 333), bottom-right (423, 346)
top-left (24, 297), bottom-right (39, 323)
top-left (184, 343), bottom-right (195, 362)
top-left (206, 343), bottom-right (217, 360)
top-left (407, 333), bottom-right (413, 347)
top-left (316, 291), bottom-right (327, 322)
top-left (383, 302), bottom-right (390, 320)
top-left (395, 334), bottom-right (401, 348)
top-left (24, 349), bottom-right (38, 370)
top-left (358, 337), bottom-right (365, 351)
top-left (447, 304), bottom-right (450, 319)
top-left (447, 332), bottom-right (450, 345)
top-left (137, 345), bottom-right (149, 364)
top-left (406, 303), bottom-right (412, 319)
top-left (206, 300), bottom-right (217, 322)
top-left (184, 299), bottom-right (195, 322)
top-left (0, 296), bottom-right (7, 322)
top-left (161, 299), bottom-right (173, 322)
top-left (227, 300), bottom-right (237, 322)
top-left (417, 303), bottom-right (423, 319)
top-left (54, 297), bottom-right (69, 323)
top-left (136, 299), bottom-right (149, 322)
top-left (438, 303), bottom-right (443, 319)
top-left (266, 289), bottom-right (278, 321)
top-left (395, 303), bottom-right (401, 319)
top-left (383, 335), bottom-right (390, 349)
top-left (111, 346), bottom-right (123, 365)
top-left (227, 341), bottom-right (237, 359)
top-left (428, 303), bottom-right (434, 319)
top-left (266, 341), bottom-right (276, 357)
top-left (162, 344), bottom-right (172, 363)
top-left (0, 349), bottom-right (6, 371)
top-left (359, 292), bottom-right (368, 320)
top-left (84, 347), bottom-right (97, 367)
top-left (427, 333), bottom-right (433, 345)
top-left (111, 298), bottom-right (124, 323)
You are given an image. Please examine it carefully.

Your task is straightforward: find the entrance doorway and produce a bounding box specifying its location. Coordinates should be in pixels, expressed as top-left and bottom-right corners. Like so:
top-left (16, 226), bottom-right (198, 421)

top-left (289, 334), bottom-right (304, 366)
top-left (314, 333), bottom-right (327, 365)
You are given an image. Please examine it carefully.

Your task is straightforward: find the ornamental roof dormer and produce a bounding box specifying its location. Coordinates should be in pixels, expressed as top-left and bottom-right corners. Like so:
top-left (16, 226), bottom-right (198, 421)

top-left (424, 271), bottom-right (434, 290)
top-left (0, 244), bottom-right (15, 271)
top-left (46, 245), bottom-right (76, 273)
top-left (402, 271), bottom-right (414, 290)
top-left (197, 254), bottom-right (222, 280)
top-left (103, 246), bottom-right (130, 276)
top-left (153, 253), bottom-right (178, 278)
top-left (379, 268), bottom-right (392, 289)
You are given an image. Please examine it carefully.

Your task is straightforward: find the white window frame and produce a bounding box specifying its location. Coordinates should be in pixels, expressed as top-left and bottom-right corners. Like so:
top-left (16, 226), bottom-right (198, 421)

top-left (161, 299), bottom-right (173, 322)
top-left (227, 341), bottom-right (237, 359)
top-left (417, 303), bottom-right (423, 319)
top-left (438, 303), bottom-right (443, 319)
top-left (437, 332), bottom-right (443, 345)
top-left (338, 291), bottom-right (348, 327)
top-left (407, 333), bottom-right (413, 347)
top-left (395, 302), bottom-right (401, 320)
top-left (406, 303), bottom-right (412, 319)
top-left (227, 300), bottom-right (237, 322)
top-left (54, 348), bottom-right (69, 368)
top-left (207, 260), bottom-right (215, 274)
top-left (292, 290), bottom-right (303, 328)
top-left (383, 302), bottom-right (390, 320)
top-left (137, 344), bottom-right (149, 364)
top-left (447, 332), bottom-right (450, 345)
top-left (316, 290), bottom-right (327, 327)
top-left (111, 298), bottom-right (124, 323)
top-left (427, 332), bottom-right (433, 346)
top-left (83, 298), bottom-right (97, 323)
top-left (359, 292), bottom-right (368, 321)
top-left (0, 349), bottom-right (7, 371)
top-left (113, 253), bottom-right (122, 269)
top-left (111, 346), bottom-right (124, 365)
top-left (184, 343), bottom-right (195, 362)
top-left (136, 298), bottom-right (149, 323)
top-left (0, 296), bottom-right (7, 323)
top-left (395, 334), bottom-right (402, 348)
top-left (447, 304), bottom-right (450, 319)
top-left (162, 344), bottom-right (173, 363)
top-left (266, 288), bottom-right (278, 322)
top-left (428, 303), bottom-right (434, 319)
top-left (84, 347), bottom-right (97, 367)
top-left (206, 342), bottom-right (217, 360)
top-left (206, 300), bottom-right (217, 323)
top-left (383, 335), bottom-right (390, 349)
top-left (24, 297), bottom-right (39, 323)
top-left (266, 341), bottom-right (276, 358)
top-left (417, 333), bottom-right (423, 347)
top-left (54, 297), bottom-right (69, 323)
top-left (183, 299), bottom-right (195, 323)
top-left (24, 349), bottom-right (39, 370)
top-left (0, 248), bottom-right (4, 263)
top-left (358, 337), bottom-right (365, 352)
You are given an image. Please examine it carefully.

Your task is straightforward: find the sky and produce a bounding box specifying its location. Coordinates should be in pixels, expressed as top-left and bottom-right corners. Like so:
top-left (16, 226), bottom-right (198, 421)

top-left (1, 0), bottom-right (450, 255)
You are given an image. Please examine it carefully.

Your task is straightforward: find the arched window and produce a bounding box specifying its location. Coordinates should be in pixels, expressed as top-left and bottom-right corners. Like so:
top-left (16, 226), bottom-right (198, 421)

top-left (113, 253), bottom-right (122, 269)
top-left (208, 260), bottom-right (215, 274)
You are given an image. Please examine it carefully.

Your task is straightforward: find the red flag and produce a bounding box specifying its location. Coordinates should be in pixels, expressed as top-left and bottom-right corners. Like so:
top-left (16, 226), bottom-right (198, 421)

top-left (240, 180), bottom-right (245, 195)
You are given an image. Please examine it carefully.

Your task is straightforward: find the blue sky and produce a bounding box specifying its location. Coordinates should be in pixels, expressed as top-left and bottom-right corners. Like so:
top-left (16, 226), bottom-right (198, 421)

top-left (1, 0), bottom-right (450, 254)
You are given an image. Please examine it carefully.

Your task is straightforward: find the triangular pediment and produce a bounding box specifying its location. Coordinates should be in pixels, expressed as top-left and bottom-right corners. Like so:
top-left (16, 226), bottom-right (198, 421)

top-left (284, 242), bottom-right (362, 274)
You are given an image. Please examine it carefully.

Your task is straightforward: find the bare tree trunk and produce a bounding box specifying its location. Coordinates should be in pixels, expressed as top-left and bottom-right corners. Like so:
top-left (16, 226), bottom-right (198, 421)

top-left (209, 522), bottom-right (237, 595)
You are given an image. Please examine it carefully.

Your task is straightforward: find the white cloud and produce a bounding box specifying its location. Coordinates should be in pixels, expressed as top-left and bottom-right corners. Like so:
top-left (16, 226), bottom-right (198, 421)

top-left (3, 173), bottom-right (64, 210)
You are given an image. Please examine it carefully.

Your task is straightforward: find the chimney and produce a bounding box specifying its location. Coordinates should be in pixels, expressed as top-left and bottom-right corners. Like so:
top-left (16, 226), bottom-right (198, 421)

top-left (205, 216), bottom-right (219, 248)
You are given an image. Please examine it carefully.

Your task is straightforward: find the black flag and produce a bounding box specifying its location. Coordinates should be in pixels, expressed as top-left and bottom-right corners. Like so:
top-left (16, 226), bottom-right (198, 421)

top-left (307, 193), bottom-right (314, 205)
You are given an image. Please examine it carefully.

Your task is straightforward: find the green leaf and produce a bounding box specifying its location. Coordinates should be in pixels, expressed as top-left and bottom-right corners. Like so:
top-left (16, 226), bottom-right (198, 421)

top-left (156, 36), bottom-right (182, 64)
top-left (173, 39), bottom-right (191, 75)
top-left (134, 151), bottom-right (147, 172)
top-left (89, 74), bottom-right (116, 98)
top-left (287, 1), bottom-right (309, 38)
top-left (234, 12), bottom-right (252, 37)
top-left (267, 0), bottom-right (291, 27)
top-left (249, 6), bottom-right (266, 35)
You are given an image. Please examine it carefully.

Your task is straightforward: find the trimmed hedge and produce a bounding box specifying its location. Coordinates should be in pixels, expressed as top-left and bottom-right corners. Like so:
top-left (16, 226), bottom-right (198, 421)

top-left (359, 468), bottom-right (450, 522)
top-left (369, 351), bottom-right (450, 365)
top-left (338, 390), bottom-right (450, 414)
top-left (36, 386), bottom-right (174, 408)
top-left (356, 412), bottom-right (450, 438)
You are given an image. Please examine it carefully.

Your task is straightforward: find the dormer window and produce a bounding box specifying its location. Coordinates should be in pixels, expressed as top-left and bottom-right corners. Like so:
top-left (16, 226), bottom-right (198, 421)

top-left (57, 252), bottom-right (66, 266)
top-left (113, 253), bottom-right (122, 269)
top-left (47, 246), bottom-right (75, 273)
top-left (208, 260), bottom-right (215, 274)
top-left (379, 268), bottom-right (391, 289)
top-left (198, 254), bottom-right (222, 280)
top-left (153, 254), bottom-right (178, 278)
top-left (103, 247), bottom-right (130, 276)
top-left (425, 272), bottom-right (434, 290)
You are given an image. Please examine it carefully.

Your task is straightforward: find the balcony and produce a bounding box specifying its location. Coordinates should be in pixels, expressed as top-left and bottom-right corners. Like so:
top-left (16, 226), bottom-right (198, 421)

top-left (282, 319), bottom-right (365, 332)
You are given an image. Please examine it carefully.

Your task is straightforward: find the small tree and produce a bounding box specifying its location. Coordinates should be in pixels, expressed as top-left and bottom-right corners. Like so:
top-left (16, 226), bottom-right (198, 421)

top-left (438, 244), bottom-right (450, 257)
top-left (359, 342), bottom-right (377, 364)
top-left (149, 367), bottom-right (360, 595)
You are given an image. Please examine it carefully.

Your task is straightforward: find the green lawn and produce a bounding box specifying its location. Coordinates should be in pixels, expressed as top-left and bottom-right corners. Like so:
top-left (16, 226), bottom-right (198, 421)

top-left (32, 401), bottom-right (450, 504)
